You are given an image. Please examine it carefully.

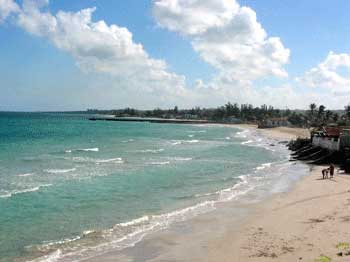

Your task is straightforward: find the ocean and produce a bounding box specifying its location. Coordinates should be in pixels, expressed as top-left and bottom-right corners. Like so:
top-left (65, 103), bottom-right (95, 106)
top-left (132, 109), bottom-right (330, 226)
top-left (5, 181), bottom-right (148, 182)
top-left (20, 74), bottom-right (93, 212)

top-left (0, 113), bottom-right (309, 262)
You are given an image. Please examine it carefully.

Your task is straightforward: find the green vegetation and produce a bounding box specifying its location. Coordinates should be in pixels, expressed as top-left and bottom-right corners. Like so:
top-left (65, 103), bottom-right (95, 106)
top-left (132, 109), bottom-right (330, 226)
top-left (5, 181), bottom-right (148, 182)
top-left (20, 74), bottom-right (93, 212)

top-left (88, 102), bottom-right (350, 127)
top-left (314, 255), bottom-right (332, 262)
top-left (336, 242), bottom-right (350, 251)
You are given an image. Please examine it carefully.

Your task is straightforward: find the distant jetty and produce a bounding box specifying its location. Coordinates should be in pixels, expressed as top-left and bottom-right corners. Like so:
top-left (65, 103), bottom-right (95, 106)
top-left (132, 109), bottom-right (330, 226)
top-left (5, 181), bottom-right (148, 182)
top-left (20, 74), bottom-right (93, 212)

top-left (89, 116), bottom-right (212, 124)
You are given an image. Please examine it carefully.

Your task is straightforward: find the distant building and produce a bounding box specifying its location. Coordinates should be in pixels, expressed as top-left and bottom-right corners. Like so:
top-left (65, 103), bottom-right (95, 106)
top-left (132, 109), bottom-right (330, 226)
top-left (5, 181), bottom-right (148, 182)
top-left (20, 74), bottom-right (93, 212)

top-left (311, 126), bottom-right (350, 151)
top-left (226, 117), bottom-right (243, 124)
top-left (183, 114), bottom-right (199, 119)
top-left (258, 117), bottom-right (291, 128)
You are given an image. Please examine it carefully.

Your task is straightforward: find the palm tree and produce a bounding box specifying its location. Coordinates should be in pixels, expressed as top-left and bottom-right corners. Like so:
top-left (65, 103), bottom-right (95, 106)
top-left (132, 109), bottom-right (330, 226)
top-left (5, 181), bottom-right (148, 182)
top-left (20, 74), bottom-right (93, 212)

top-left (309, 103), bottom-right (317, 117)
top-left (318, 105), bottom-right (325, 116)
top-left (345, 105), bottom-right (350, 120)
top-left (325, 110), bottom-right (332, 122)
top-left (333, 113), bottom-right (339, 123)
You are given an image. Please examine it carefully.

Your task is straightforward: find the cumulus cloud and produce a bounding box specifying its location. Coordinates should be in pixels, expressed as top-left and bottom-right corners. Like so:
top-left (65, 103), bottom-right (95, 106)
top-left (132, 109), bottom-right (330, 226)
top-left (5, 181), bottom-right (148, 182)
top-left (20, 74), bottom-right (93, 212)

top-left (153, 0), bottom-right (239, 35)
top-left (152, 0), bottom-right (350, 109)
top-left (0, 0), bottom-right (19, 22)
top-left (14, 0), bottom-right (190, 102)
top-left (298, 51), bottom-right (350, 91)
top-left (4, 0), bottom-right (339, 109)
top-left (153, 0), bottom-right (290, 82)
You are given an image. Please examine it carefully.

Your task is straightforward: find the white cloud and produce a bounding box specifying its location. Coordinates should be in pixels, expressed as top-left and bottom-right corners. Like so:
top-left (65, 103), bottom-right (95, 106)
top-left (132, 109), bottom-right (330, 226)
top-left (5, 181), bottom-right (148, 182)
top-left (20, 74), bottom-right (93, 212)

top-left (153, 0), bottom-right (290, 82)
top-left (152, 0), bottom-right (297, 108)
top-left (6, 0), bottom-right (345, 110)
top-left (0, 0), bottom-right (19, 22)
top-left (153, 0), bottom-right (239, 35)
top-left (152, 0), bottom-right (350, 109)
top-left (298, 51), bottom-right (350, 91)
top-left (15, 0), bottom-right (190, 102)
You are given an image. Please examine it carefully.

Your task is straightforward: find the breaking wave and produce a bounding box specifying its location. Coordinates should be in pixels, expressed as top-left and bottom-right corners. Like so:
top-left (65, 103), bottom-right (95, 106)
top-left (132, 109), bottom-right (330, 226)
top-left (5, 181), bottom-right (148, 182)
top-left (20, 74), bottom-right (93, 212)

top-left (95, 158), bottom-right (124, 164)
top-left (135, 149), bottom-right (164, 153)
top-left (45, 168), bottom-right (77, 174)
top-left (0, 184), bottom-right (52, 199)
top-left (171, 140), bottom-right (199, 145)
top-left (147, 161), bottom-right (170, 166)
top-left (65, 148), bottom-right (99, 153)
top-left (17, 173), bottom-right (34, 177)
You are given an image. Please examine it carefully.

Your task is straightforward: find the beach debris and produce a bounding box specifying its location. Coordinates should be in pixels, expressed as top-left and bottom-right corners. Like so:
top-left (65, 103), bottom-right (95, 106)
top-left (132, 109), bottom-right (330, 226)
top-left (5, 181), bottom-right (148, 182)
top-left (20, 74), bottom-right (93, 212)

top-left (314, 255), bottom-right (331, 262)
top-left (281, 246), bottom-right (294, 253)
top-left (336, 242), bottom-right (350, 256)
top-left (255, 250), bottom-right (278, 258)
top-left (306, 218), bottom-right (325, 223)
top-left (336, 242), bottom-right (350, 250)
top-left (340, 215), bottom-right (350, 222)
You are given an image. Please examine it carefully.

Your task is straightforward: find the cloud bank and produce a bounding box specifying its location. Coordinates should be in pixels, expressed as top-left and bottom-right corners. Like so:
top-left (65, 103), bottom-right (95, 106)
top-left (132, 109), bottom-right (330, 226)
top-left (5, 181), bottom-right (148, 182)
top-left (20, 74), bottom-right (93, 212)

top-left (298, 51), bottom-right (350, 92)
top-left (15, 0), bottom-right (189, 103)
top-left (1, 0), bottom-right (349, 109)
top-left (153, 0), bottom-right (290, 82)
top-left (0, 0), bottom-right (19, 22)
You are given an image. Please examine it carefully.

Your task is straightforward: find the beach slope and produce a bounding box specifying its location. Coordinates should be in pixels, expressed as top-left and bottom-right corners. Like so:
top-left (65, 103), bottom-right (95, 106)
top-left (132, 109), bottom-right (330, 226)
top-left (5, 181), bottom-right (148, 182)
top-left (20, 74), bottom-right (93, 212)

top-left (207, 165), bottom-right (350, 261)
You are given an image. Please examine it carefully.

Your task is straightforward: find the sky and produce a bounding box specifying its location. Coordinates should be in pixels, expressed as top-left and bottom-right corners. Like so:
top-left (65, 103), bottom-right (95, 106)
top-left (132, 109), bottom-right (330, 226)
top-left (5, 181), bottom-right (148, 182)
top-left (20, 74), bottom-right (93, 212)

top-left (1, 0), bottom-right (350, 111)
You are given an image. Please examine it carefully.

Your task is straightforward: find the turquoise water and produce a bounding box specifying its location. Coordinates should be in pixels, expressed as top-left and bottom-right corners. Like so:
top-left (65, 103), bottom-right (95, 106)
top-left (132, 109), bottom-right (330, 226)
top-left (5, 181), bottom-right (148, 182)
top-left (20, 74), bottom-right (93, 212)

top-left (0, 113), bottom-right (307, 262)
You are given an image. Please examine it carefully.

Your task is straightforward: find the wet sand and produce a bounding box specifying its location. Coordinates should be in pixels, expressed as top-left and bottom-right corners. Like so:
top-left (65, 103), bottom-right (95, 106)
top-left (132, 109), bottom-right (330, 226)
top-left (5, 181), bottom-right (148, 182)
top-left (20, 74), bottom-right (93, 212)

top-left (88, 126), bottom-right (350, 262)
top-left (204, 165), bottom-right (350, 262)
top-left (232, 124), bottom-right (310, 140)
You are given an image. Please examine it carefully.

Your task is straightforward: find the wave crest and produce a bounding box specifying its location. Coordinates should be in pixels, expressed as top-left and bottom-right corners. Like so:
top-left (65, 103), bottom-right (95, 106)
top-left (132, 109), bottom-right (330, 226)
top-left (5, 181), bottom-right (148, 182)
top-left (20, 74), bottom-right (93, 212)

top-left (0, 184), bottom-right (52, 199)
top-left (45, 168), bottom-right (76, 174)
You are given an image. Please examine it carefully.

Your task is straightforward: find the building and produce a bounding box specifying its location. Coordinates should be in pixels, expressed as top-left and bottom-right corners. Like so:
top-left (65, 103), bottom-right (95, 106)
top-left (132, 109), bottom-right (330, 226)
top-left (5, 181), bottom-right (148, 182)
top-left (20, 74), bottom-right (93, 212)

top-left (311, 126), bottom-right (350, 151)
top-left (258, 117), bottom-right (291, 128)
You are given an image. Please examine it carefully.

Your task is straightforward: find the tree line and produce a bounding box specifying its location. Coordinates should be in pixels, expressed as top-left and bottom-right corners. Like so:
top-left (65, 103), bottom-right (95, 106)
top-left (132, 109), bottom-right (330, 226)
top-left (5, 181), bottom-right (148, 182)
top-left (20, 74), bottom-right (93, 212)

top-left (88, 103), bottom-right (350, 127)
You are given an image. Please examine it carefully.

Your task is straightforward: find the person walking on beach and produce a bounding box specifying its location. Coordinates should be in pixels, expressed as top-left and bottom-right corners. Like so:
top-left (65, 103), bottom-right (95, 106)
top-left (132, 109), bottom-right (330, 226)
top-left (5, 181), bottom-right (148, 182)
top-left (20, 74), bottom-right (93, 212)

top-left (322, 168), bottom-right (328, 179)
top-left (329, 164), bottom-right (335, 179)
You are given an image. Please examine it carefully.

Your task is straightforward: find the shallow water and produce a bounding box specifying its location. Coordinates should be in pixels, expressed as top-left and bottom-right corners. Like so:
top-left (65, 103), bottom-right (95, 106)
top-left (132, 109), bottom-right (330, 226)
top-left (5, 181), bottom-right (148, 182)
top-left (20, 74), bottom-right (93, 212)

top-left (0, 113), bottom-right (308, 262)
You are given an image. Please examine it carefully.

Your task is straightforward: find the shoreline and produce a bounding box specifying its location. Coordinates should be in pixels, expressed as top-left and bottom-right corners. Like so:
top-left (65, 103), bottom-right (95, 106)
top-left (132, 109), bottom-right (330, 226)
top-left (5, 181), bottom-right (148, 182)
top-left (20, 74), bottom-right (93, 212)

top-left (85, 125), bottom-right (330, 262)
top-left (191, 126), bottom-right (350, 261)
top-left (206, 126), bottom-right (350, 261)
top-left (231, 124), bottom-right (310, 140)
top-left (206, 166), bottom-right (350, 262)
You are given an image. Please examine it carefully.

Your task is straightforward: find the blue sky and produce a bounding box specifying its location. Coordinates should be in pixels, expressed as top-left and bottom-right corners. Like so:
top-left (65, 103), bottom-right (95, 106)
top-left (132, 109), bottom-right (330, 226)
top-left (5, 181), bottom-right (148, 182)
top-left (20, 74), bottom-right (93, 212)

top-left (243, 0), bottom-right (350, 73)
top-left (1, 0), bottom-right (350, 111)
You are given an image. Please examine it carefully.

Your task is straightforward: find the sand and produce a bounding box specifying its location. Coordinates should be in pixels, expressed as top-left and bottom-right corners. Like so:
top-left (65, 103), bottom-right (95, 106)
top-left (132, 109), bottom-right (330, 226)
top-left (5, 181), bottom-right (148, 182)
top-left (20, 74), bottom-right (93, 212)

top-left (205, 165), bottom-right (350, 262)
top-left (88, 126), bottom-right (350, 262)
top-left (206, 126), bottom-right (350, 262)
top-left (232, 124), bottom-right (310, 140)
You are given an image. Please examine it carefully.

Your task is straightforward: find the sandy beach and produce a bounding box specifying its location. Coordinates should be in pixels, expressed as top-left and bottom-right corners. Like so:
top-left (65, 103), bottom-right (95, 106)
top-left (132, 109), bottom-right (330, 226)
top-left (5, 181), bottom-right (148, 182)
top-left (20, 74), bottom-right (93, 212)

top-left (206, 167), bottom-right (350, 262)
top-left (233, 124), bottom-right (310, 140)
top-left (207, 127), bottom-right (350, 262)
top-left (88, 126), bottom-right (350, 262)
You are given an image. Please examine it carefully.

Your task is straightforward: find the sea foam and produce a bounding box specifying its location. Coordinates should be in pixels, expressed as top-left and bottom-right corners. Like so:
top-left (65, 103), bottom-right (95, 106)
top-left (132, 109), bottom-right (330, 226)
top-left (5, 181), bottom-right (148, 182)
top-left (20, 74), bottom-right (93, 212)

top-left (77, 148), bottom-right (99, 152)
top-left (45, 168), bottom-right (76, 174)
top-left (147, 161), bottom-right (170, 165)
top-left (136, 149), bottom-right (164, 153)
top-left (17, 173), bottom-right (34, 177)
top-left (96, 158), bottom-right (123, 164)
top-left (256, 162), bottom-right (272, 171)
top-left (171, 157), bottom-right (193, 161)
top-left (0, 184), bottom-right (52, 199)
top-left (171, 140), bottom-right (199, 145)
